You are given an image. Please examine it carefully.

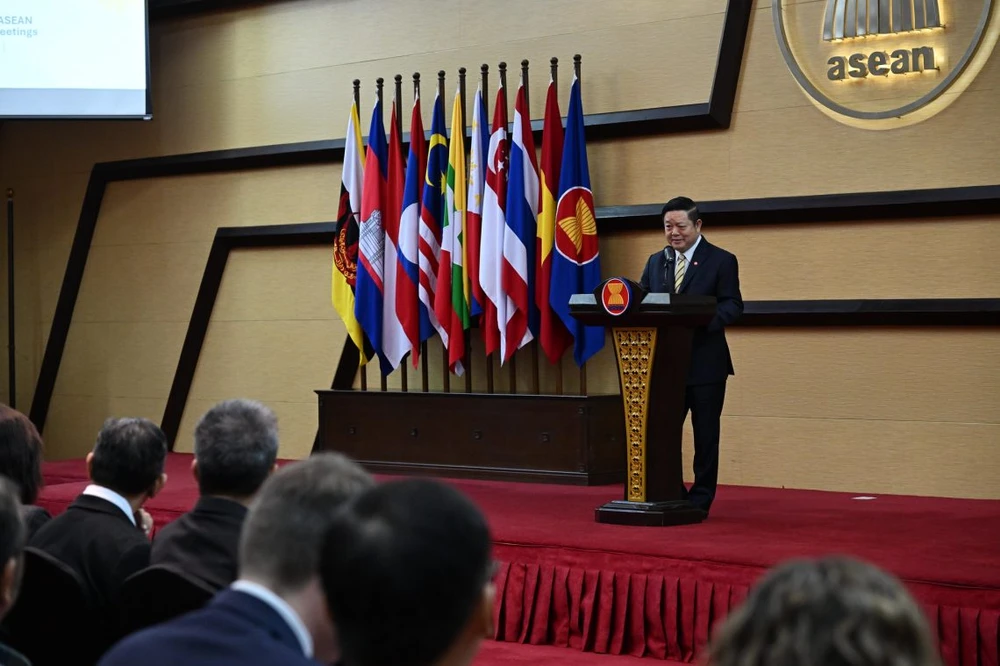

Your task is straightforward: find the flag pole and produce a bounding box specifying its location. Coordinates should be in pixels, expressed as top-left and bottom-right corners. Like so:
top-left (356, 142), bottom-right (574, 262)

top-left (6, 189), bottom-right (14, 408)
top-left (480, 63), bottom-right (494, 396)
top-left (414, 72), bottom-right (430, 394)
top-left (498, 62), bottom-right (516, 395)
top-left (549, 56), bottom-right (564, 397)
top-left (458, 67), bottom-right (473, 394)
top-left (521, 59), bottom-right (540, 396)
top-left (573, 54), bottom-right (587, 396)
top-left (352, 79), bottom-right (368, 392)
top-left (375, 77), bottom-right (388, 393)
top-left (393, 74), bottom-right (408, 393)
top-left (437, 69), bottom-right (450, 393)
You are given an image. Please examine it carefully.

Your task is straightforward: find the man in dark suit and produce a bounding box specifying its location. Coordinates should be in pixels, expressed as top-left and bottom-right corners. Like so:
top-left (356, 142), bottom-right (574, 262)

top-left (640, 196), bottom-right (743, 515)
top-left (0, 477), bottom-right (31, 666)
top-left (151, 399), bottom-right (279, 591)
top-left (29, 418), bottom-right (167, 636)
top-left (99, 452), bottom-right (374, 666)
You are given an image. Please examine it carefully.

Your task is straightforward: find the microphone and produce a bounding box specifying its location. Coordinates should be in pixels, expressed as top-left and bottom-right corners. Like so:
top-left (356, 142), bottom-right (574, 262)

top-left (663, 246), bottom-right (675, 287)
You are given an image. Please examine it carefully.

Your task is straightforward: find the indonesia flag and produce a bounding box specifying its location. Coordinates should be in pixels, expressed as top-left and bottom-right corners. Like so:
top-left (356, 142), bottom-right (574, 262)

top-left (380, 100), bottom-right (409, 372)
top-left (354, 96), bottom-right (389, 372)
top-left (418, 92), bottom-right (448, 346)
top-left (501, 78), bottom-right (538, 363)
top-left (465, 84), bottom-right (489, 320)
top-left (397, 92), bottom-right (426, 368)
top-left (479, 85), bottom-right (508, 359)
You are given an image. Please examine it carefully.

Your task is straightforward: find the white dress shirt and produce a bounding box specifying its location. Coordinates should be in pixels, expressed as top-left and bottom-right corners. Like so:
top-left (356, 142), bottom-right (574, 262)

top-left (231, 580), bottom-right (313, 657)
top-left (82, 484), bottom-right (135, 526)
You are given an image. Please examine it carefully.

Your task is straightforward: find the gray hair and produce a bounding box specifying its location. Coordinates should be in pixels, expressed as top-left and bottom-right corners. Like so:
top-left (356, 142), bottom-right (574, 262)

top-left (708, 556), bottom-right (941, 666)
top-left (238, 452), bottom-right (374, 592)
top-left (193, 399), bottom-right (279, 498)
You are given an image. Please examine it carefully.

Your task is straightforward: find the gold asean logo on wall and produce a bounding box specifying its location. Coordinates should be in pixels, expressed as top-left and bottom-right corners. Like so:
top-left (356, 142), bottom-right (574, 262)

top-left (773, 0), bottom-right (1000, 129)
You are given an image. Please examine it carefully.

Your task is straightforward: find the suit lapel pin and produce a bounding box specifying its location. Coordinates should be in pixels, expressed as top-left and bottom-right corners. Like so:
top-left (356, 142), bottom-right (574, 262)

top-left (693, 261), bottom-right (699, 266)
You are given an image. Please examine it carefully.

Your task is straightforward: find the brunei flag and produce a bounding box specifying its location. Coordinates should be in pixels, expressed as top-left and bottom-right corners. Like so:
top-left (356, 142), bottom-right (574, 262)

top-left (550, 75), bottom-right (604, 366)
top-left (331, 100), bottom-right (372, 366)
top-left (435, 86), bottom-right (468, 375)
top-left (536, 77), bottom-right (573, 364)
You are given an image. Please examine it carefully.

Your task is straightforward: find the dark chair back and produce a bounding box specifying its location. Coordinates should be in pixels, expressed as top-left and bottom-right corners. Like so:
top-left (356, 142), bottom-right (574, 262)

top-left (119, 565), bottom-right (216, 635)
top-left (3, 547), bottom-right (101, 666)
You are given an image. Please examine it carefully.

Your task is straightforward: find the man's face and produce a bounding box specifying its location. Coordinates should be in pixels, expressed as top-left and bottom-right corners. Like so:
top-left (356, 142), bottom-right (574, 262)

top-left (663, 210), bottom-right (702, 253)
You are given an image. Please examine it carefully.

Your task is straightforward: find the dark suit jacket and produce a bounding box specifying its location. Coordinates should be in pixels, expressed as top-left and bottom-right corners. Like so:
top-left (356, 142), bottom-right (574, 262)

top-left (0, 642), bottom-right (31, 666)
top-left (98, 589), bottom-right (319, 666)
top-left (151, 496), bottom-right (247, 591)
top-left (21, 505), bottom-right (50, 540)
top-left (639, 237), bottom-right (744, 385)
top-left (28, 494), bottom-right (150, 624)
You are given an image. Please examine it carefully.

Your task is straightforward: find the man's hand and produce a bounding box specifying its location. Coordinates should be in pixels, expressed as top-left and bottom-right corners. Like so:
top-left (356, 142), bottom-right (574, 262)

top-left (137, 508), bottom-right (154, 538)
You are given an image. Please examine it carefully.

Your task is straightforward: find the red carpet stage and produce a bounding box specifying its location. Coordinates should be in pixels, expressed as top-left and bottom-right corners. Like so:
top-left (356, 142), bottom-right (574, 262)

top-left (40, 454), bottom-right (1000, 666)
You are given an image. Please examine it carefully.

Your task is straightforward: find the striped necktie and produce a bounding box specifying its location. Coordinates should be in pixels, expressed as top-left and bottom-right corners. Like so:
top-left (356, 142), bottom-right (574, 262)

top-left (674, 252), bottom-right (687, 293)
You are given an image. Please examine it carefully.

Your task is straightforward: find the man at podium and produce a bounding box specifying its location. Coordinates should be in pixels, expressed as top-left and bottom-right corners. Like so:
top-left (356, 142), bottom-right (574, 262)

top-left (639, 196), bottom-right (743, 515)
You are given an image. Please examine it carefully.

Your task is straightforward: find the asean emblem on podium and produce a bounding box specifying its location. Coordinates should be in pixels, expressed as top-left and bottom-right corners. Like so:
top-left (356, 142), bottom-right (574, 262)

top-left (773, 0), bottom-right (1000, 128)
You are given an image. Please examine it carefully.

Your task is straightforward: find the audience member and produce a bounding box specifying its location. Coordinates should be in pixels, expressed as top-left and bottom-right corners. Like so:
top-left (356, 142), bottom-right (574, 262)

top-left (320, 479), bottom-right (495, 666)
top-left (151, 399), bottom-right (279, 590)
top-left (99, 452), bottom-right (373, 666)
top-left (0, 405), bottom-right (49, 538)
top-left (0, 477), bottom-right (29, 666)
top-left (29, 418), bottom-right (167, 629)
top-left (708, 556), bottom-right (942, 666)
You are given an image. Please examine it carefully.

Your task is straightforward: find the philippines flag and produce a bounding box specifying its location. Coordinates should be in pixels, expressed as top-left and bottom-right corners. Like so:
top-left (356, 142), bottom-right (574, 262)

top-left (479, 85), bottom-right (508, 359)
top-left (465, 84), bottom-right (489, 319)
top-left (354, 97), bottom-right (388, 371)
top-left (551, 76), bottom-right (604, 366)
top-left (501, 78), bottom-right (538, 363)
top-left (418, 92), bottom-right (448, 346)
top-left (397, 92), bottom-right (426, 368)
top-left (380, 99), bottom-right (409, 372)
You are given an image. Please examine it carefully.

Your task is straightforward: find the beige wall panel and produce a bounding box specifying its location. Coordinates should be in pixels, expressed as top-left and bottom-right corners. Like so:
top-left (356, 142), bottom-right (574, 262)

top-left (599, 217), bottom-right (1000, 300)
top-left (188, 319), bottom-right (344, 404)
top-left (725, 328), bottom-right (1000, 424)
top-left (44, 396), bottom-right (167, 461)
top-left (174, 398), bottom-right (319, 460)
top-left (711, 416), bottom-right (1000, 499)
top-left (73, 242), bottom-right (210, 324)
top-left (52, 322), bottom-right (187, 400)
top-left (95, 166), bottom-right (340, 248)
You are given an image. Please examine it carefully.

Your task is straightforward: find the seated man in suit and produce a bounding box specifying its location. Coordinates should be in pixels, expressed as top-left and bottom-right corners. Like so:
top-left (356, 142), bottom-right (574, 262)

top-left (99, 452), bottom-right (374, 666)
top-left (0, 404), bottom-right (50, 538)
top-left (151, 399), bottom-right (279, 590)
top-left (640, 196), bottom-right (743, 516)
top-left (320, 479), bottom-right (495, 666)
top-left (29, 418), bottom-right (167, 636)
top-left (0, 477), bottom-right (30, 666)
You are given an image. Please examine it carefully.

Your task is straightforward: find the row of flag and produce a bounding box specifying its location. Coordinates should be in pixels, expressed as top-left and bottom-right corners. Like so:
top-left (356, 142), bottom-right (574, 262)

top-left (331, 70), bottom-right (603, 377)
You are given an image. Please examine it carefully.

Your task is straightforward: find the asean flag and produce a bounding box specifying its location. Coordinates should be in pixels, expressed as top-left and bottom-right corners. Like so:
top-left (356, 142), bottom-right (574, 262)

top-left (550, 76), bottom-right (604, 366)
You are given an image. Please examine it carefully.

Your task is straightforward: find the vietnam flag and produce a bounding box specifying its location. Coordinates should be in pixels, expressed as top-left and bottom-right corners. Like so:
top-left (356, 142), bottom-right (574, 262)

top-left (536, 77), bottom-right (573, 364)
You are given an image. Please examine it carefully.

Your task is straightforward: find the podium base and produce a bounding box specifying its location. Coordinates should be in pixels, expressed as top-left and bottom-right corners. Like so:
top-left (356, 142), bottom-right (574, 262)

top-left (595, 500), bottom-right (707, 526)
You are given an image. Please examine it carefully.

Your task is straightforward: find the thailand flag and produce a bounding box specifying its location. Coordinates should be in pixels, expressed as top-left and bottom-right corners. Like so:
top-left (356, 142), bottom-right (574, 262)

top-left (354, 97), bottom-right (388, 371)
top-left (501, 78), bottom-right (538, 363)
top-left (397, 93), bottom-right (426, 367)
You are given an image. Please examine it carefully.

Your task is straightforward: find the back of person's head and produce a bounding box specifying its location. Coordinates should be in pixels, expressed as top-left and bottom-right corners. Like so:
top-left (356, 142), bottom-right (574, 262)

top-left (320, 479), bottom-right (494, 666)
top-left (0, 404), bottom-right (44, 505)
top-left (193, 399), bottom-right (279, 499)
top-left (708, 556), bottom-right (941, 666)
top-left (238, 452), bottom-right (373, 593)
top-left (88, 417), bottom-right (168, 497)
top-left (0, 476), bottom-right (26, 619)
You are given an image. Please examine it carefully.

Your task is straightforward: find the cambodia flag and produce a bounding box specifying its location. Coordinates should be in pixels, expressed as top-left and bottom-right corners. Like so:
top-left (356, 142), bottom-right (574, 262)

top-left (551, 76), bottom-right (604, 366)
top-left (501, 79), bottom-right (537, 362)
top-left (397, 93), bottom-right (426, 367)
top-left (354, 97), bottom-right (389, 371)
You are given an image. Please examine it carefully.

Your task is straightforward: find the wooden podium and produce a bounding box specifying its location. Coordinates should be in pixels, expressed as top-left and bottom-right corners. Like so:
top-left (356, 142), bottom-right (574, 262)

top-left (569, 278), bottom-right (716, 526)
